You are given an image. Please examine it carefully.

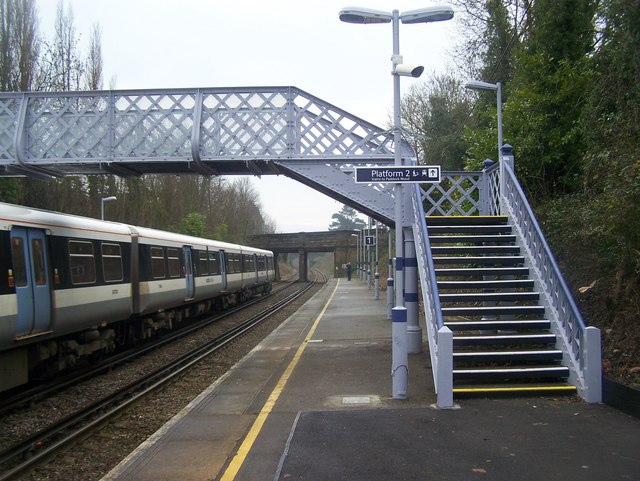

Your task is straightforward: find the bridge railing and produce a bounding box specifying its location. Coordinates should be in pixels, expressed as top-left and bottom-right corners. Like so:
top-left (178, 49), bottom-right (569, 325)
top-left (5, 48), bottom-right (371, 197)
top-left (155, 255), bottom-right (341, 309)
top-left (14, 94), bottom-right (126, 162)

top-left (411, 184), bottom-right (451, 407)
top-left (419, 163), bottom-right (500, 216)
top-left (499, 156), bottom-right (601, 402)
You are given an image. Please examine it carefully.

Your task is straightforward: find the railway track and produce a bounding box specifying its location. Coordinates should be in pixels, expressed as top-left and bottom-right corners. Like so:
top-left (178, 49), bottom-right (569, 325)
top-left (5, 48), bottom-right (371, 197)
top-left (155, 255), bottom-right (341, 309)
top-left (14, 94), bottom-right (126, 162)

top-left (0, 278), bottom-right (299, 416)
top-left (0, 272), bottom-right (325, 481)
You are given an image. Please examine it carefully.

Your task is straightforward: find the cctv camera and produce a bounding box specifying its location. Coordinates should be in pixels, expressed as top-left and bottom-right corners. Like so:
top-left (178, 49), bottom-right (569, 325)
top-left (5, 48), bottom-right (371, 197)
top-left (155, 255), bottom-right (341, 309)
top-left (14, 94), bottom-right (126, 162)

top-left (394, 64), bottom-right (425, 78)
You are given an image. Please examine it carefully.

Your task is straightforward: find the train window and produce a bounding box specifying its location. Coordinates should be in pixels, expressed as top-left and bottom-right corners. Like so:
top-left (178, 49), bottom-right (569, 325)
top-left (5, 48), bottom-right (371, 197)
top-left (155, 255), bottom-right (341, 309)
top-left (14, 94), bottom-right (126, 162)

top-left (10, 237), bottom-right (27, 287)
top-left (228, 253), bottom-right (240, 274)
top-left (257, 256), bottom-right (267, 271)
top-left (69, 240), bottom-right (96, 285)
top-left (242, 254), bottom-right (254, 273)
top-left (167, 248), bottom-right (180, 278)
top-left (102, 243), bottom-right (123, 282)
top-left (198, 251), bottom-right (209, 276)
top-left (209, 251), bottom-right (220, 275)
top-left (31, 239), bottom-right (46, 285)
top-left (150, 246), bottom-right (165, 279)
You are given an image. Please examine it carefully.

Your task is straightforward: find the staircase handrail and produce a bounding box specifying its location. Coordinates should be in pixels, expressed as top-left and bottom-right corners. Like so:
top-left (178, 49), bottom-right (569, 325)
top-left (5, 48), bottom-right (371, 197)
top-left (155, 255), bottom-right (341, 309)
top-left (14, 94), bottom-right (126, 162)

top-left (411, 184), bottom-right (445, 384)
top-left (500, 160), bottom-right (591, 391)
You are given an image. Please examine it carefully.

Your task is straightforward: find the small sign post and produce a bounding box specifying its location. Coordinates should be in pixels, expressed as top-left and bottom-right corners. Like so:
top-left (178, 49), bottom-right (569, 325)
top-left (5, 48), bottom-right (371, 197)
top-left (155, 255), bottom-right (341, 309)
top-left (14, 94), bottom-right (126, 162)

top-left (365, 235), bottom-right (376, 246)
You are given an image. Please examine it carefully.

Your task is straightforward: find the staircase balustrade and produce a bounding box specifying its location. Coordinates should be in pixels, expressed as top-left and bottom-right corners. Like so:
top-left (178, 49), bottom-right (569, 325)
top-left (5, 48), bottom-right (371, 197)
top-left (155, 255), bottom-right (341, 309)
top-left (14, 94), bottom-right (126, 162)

top-left (414, 149), bottom-right (602, 403)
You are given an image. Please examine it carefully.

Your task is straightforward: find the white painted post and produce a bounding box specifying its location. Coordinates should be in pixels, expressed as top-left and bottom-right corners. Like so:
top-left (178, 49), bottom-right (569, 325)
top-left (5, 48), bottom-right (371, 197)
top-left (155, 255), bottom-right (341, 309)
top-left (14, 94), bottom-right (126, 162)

top-left (386, 277), bottom-right (394, 319)
top-left (436, 326), bottom-right (454, 408)
top-left (392, 306), bottom-right (408, 399)
top-left (583, 326), bottom-right (602, 403)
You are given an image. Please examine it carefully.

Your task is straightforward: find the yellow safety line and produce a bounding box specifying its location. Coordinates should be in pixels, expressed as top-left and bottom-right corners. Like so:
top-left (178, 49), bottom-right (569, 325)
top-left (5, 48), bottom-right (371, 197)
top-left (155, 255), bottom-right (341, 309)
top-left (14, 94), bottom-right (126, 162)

top-left (454, 385), bottom-right (577, 393)
top-left (219, 279), bottom-right (340, 481)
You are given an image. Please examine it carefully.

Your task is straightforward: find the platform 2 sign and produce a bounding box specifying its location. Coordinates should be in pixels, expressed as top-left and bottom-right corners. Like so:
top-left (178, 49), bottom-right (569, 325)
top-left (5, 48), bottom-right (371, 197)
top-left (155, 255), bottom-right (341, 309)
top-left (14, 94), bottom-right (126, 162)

top-left (355, 166), bottom-right (441, 184)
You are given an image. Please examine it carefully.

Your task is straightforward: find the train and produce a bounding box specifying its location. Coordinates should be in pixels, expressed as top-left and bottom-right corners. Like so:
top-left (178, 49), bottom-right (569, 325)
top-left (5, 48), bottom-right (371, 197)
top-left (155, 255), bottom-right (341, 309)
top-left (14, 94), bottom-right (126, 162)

top-left (0, 202), bottom-right (275, 392)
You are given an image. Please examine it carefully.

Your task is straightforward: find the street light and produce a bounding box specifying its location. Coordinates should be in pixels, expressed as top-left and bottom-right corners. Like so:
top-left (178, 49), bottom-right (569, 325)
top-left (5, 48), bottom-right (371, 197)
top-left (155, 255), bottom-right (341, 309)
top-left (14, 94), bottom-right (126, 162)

top-left (465, 79), bottom-right (502, 161)
top-left (340, 4), bottom-right (453, 309)
top-left (351, 232), bottom-right (359, 280)
top-left (100, 196), bottom-right (117, 220)
top-left (340, 5), bottom-right (454, 399)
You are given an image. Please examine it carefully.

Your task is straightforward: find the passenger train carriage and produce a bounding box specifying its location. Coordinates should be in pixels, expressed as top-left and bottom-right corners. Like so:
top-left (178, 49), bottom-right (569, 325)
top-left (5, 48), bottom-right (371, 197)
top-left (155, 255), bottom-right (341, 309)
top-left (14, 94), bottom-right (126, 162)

top-left (0, 202), bottom-right (274, 392)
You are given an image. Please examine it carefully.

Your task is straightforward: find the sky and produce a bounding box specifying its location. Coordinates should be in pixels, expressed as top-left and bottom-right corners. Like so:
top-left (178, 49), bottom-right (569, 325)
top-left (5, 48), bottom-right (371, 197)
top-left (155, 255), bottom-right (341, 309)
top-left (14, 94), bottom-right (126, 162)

top-left (36, 0), bottom-right (459, 232)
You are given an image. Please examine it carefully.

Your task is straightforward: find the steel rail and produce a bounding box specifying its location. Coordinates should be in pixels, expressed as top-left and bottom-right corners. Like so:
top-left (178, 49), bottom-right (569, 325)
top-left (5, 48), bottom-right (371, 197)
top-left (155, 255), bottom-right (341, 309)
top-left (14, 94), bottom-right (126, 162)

top-left (0, 279), bottom-right (297, 416)
top-left (0, 277), bottom-right (320, 480)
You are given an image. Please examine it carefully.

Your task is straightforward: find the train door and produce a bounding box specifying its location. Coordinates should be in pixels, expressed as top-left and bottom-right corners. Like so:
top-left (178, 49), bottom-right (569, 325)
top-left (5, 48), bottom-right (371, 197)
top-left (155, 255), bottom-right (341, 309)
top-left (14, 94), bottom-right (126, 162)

top-left (253, 255), bottom-right (259, 283)
top-left (219, 250), bottom-right (227, 290)
top-left (10, 227), bottom-right (52, 337)
top-left (183, 246), bottom-right (195, 299)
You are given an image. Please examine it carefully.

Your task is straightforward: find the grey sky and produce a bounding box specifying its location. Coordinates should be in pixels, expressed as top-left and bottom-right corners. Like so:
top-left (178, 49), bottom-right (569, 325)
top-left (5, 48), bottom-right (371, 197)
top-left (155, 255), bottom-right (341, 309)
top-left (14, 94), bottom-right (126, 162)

top-left (37, 0), bottom-right (456, 231)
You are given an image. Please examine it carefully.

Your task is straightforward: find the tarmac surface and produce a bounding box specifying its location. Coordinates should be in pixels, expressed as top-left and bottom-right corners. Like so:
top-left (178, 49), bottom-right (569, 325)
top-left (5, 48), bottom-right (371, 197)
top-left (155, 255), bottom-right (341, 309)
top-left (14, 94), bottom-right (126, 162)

top-left (102, 278), bottom-right (640, 481)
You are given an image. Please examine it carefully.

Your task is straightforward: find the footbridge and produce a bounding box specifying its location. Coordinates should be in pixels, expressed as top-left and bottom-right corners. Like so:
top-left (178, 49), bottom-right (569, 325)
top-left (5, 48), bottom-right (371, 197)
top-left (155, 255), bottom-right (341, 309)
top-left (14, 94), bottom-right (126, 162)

top-left (248, 230), bottom-right (357, 281)
top-left (0, 86), bottom-right (601, 406)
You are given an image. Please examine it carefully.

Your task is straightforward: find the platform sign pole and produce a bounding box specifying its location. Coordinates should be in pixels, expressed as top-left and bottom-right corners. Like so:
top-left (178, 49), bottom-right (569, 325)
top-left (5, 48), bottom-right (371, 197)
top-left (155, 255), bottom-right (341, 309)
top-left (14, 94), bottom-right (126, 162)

top-left (392, 306), bottom-right (408, 399)
top-left (374, 221), bottom-right (380, 299)
top-left (387, 228), bottom-right (394, 319)
top-left (404, 230), bottom-right (421, 353)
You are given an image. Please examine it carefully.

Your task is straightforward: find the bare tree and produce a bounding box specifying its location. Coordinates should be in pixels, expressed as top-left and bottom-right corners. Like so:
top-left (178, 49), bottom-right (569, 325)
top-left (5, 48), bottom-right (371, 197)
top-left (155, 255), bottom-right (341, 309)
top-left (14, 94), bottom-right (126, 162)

top-left (84, 22), bottom-right (102, 90)
top-left (47, 0), bottom-right (83, 91)
top-left (0, 0), bottom-right (39, 91)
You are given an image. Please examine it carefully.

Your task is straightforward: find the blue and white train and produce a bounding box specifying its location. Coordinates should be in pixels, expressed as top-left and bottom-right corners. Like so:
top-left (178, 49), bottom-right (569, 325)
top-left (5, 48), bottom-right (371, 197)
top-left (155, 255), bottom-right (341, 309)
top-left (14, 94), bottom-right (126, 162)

top-left (0, 202), bottom-right (274, 392)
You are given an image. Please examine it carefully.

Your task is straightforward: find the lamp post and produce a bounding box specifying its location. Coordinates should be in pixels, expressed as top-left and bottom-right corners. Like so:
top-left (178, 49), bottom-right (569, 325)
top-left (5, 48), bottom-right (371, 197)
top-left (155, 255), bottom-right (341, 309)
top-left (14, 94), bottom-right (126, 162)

top-left (340, 5), bottom-right (454, 307)
top-left (351, 232), bottom-right (359, 280)
top-left (464, 80), bottom-right (502, 162)
top-left (100, 196), bottom-right (117, 220)
top-left (340, 5), bottom-right (454, 399)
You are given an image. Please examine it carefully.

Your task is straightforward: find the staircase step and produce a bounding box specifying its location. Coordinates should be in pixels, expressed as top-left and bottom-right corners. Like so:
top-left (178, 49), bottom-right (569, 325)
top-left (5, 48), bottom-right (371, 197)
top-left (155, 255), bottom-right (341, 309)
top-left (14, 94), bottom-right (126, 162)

top-left (453, 349), bottom-right (563, 363)
top-left (442, 305), bottom-right (545, 317)
top-left (437, 279), bottom-right (535, 290)
top-left (429, 234), bottom-right (517, 244)
top-left (453, 383), bottom-right (577, 395)
top-left (453, 333), bottom-right (557, 345)
top-left (428, 225), bottom-right (513, 235)
top-left (433, 256), bottom-right (525, 265)
top-left (453, 366), bottom-right (570, 380)
top-left (445, 319), bottom-right (551, 331)
top-left (426, 216), bottom-right (509, 226)
top-left (431, 245), bottom-right (521, 255)
top-left (440, 292), bottom-right (540, 303)
top-left (435, 267), bottom-right (529, 278)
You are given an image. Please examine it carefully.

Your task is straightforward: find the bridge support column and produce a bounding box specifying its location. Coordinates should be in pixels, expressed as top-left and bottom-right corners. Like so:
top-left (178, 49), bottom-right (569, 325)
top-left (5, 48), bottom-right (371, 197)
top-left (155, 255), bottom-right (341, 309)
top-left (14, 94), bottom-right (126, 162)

top-left (298, 249), bottom-right (308, 282)
top-left (404, 229), bottom-right (421, 353)
top-left (274, 253), bottom-right (281, 281)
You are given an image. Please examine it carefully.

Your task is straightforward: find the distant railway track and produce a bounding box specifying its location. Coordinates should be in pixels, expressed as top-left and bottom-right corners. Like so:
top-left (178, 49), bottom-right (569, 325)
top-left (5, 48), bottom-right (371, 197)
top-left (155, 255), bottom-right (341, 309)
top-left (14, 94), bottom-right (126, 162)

top-left (0, 273), bottom-right (326, 481)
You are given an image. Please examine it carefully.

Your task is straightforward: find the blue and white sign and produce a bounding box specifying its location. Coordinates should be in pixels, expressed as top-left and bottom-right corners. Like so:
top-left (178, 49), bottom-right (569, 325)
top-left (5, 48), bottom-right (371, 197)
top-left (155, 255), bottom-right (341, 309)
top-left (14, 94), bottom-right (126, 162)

top-left (355, 166), bottom-right (441, 184)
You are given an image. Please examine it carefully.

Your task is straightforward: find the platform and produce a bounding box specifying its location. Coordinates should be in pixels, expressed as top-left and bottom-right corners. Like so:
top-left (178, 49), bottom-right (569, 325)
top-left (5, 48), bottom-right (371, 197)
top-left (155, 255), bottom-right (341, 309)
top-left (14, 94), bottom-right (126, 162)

top-left (101, 279), bottom-right (640, 481)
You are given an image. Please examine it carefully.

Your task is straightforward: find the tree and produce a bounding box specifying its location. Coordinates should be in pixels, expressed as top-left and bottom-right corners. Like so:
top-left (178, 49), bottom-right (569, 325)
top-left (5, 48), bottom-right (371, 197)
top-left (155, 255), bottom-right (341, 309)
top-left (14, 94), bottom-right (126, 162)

top-left (0, 0), bottom-right (40, 91)
top-left (328, 205), bottom-right (366, 231)
top-left (506, 0), bottom-right (597, 198)
top-left (180, 212), bottom-right (207, 237)
top-left (85, 22), bottom-right (102, 90)
top-left (401, 73), bottom-right (471, 170)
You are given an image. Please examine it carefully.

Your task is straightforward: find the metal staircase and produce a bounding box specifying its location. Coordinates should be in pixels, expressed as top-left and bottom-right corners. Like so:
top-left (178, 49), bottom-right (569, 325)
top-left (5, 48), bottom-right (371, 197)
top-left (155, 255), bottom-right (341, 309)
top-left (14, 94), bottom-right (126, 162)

top-left (427, 215), bottom-right (576, 395)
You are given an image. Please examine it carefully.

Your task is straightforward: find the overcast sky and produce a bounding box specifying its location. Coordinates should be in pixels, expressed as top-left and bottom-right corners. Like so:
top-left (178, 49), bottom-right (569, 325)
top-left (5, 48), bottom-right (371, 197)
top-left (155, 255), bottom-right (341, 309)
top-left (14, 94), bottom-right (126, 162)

top-left (37, 0), bottom-right (459, 232)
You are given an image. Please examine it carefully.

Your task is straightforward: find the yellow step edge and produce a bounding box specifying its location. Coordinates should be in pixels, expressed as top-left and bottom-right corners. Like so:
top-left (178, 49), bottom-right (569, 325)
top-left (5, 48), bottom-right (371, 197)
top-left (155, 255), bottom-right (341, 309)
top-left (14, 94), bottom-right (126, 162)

top-left (454, 385), bottom-right (577, 394)
top-left (426, 216), bottom-right (507, 219)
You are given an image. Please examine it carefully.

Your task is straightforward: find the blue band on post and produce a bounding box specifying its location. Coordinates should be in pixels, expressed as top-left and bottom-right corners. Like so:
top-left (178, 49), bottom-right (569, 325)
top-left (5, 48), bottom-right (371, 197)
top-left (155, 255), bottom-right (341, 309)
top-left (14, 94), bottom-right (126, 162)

top-left (387, 278), bottom-right (394, 287)
top-left (405, 292), bottom-right (419, 302)
top-left (391, 307), bottom-right (407, 323)
top-left (404, 257), bottom-right (418, 267)
top-left (395, 257), bottom-right (404, 270)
